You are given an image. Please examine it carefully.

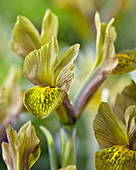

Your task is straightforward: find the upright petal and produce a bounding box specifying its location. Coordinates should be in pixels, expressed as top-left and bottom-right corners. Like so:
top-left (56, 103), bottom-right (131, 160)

top-left (41, 9), bottom-right (58, 44)
top-left (93, 102), bottom-right (128, 149)
top-left (95, 145), bottom-right (136, 170)
top-left (9, 16), bottom-right (43, 59)
top-left (112, 50), bottom-right (136, 75)
top-left (24, 85), bottom-right (66, 119)
top-left (2, 121), bottom-right (40, 170)
top-left (114, 80), bottom-right (136, 123)
top-left (54, 44), bottom-right (80, 93)
top-left (23, 37), bottom-right (59, 86)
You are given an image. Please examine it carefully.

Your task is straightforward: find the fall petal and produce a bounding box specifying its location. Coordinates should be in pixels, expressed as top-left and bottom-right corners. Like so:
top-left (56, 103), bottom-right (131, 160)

top-left (9, 16), bottom-right (42, 59)
top-left (54, 44), bottom-right (80, 93)
top-left (95, 145), bottom-right (136, 170)
top-left (24, 85), bottom-right (66, 119)
top-left (93, 102), bottom-right (128, 149)
top-left (112, 50), bottom-right (136, 75)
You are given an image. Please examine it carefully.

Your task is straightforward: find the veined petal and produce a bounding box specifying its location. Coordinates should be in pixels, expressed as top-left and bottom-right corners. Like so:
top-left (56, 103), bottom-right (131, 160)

top-left (93, 102), bottom-right (128, 149)
top-left (95, 145), bottom-right (136, 170)
top-left (41, 9), bottom-right (58, 44)
top-left (2, 121), bottom-right (40, 170)
top-left (23, 37), bottom-right (58, 86)
top-left (125, 105), bottom-right (136, 150)
top-left (9, 16), bottom-right (42, 59)
top-left (23, 85), bottom-right (66, 119)
top-left (112, 50), bottom-right (136, 75)
top-left (54, 44), bottom-right (80, 93)
top-left (114, 80), bottom-right (136, 123)
top-left (93, 12), bottom-right (117, 70)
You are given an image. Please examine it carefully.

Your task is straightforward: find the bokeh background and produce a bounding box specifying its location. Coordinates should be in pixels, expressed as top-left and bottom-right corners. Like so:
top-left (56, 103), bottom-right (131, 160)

top-left (0, 0), bottom-right (136, 169)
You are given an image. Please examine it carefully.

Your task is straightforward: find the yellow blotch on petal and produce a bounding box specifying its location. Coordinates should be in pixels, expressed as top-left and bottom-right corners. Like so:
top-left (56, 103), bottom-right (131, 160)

top-left (95, 145), bottom-right (136, 170)
top-left (24, 85), bottom-right (66, 119)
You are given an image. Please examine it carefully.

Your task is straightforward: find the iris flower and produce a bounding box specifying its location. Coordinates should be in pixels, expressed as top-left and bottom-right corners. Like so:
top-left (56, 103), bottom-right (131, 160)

top-left (2, 121), bottom-right (40, 170)
top-left (93, 81), bottom-right (136, 169)
top-left (23, 36), bottom-right (79, 120)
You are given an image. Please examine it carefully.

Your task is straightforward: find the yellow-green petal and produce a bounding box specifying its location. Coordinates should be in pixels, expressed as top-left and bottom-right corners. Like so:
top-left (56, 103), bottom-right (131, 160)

top-left (2, 121), bottom-right (40, 170)
top-left (24, 85), bottom-right (66, 119)
top-left (23, 37), bottom-right (58, 86)
top-left (93, 12), bottom-right (117, 70)
top-left (114, 80), bottom-right (136, 123)
top-left (112, 50), bottom-right (136, 75)
top-left (93, 102), bottom-right (128, 149)
top-left (95, 145), bottom-right (136, 170)
top-left (9, 16), bottom-right (43, 59)
top-left (41, 9), bottom-right (58, 44)
top-left (54, 44), bottom-right (80, 93)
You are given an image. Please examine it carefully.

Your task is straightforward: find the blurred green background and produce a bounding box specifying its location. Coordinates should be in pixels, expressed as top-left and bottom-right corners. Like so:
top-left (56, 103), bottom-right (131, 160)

top-left (0, 0), bottom-right (136, 169)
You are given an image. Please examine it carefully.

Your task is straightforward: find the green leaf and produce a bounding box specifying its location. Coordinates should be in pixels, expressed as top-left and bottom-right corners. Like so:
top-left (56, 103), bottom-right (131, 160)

top-left (9, 16), bottom-right (42, 59)
top-left (54, 44), bottom-right (80, 93)
top-left (2, 121), bottom-right (40, 170)
top-left (95, 145), bottom-right (136, 170)
top-left (114, 80), bottom-right (136, 123)
top-left (23, 37), bottom-right (59, 86)
top-left (24, 85), bottom-right (66, 119)
top-left (40, 126), bottom-right (57, 170)
top-left (112, 50), bottom-right (136, 75)
top-left (93, 102), bottom-right (128, 149)
top-left (41, 9), bottom-right (58, 44)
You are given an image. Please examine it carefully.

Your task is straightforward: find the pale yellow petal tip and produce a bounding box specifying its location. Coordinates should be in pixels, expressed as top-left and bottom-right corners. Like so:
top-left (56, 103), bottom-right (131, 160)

top-left (59, 165), bottom-right (76, 170)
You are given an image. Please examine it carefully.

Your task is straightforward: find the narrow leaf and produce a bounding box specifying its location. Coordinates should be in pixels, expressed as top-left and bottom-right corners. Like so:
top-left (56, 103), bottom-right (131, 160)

top-left (40, 126), bottom-right (57, 170)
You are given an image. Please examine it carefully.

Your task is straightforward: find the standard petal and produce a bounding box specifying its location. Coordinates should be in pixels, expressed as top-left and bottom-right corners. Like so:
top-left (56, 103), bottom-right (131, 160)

top-left (41, 9), bottom-right (58, 44)
top-left (93, 12), bottom-right (117, 70)
top-left (95, 145), bottom-right (136, 170)
top-left (23, 85), bottom-right (66, 119)
top-left (23, 38), bottom-right (58, 86)
top-left (54, 44), bottom-right (80, 93)
top-left (93, 102), bottom-right (128, 149)
top-left (9, 16), bottom-right (43, 59)
top-left (112, 50), bottom-right (136, 75)
top-left (114, 80), bottom-right (136, 123)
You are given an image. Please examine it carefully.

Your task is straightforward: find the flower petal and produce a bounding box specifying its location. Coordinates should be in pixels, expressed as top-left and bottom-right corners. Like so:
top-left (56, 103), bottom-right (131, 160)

top-left (9, 16), bottom-right (43, 59)
top-left (24, 85), bottom-right (66, 119)
top-left (23, 37), bottom-right (58, 86)
top-left (95, 145), bottom-right (136, 170)
top-left (41, 9), bottom-right (58, 44)
top-left (54, 44), bottom-right (80, 93)
top-left (59, 165), bottom-right (76, 170)
top-left (114, 80), bottom-right (136, 123)
top-left (93, 12), bottom-right (117, 70)
top-left (93, 102), bottom-right (128, 149)
top-left (2, 121), bottom-right (40, 169)
top-left (112, 50), bottom-right (136, 75)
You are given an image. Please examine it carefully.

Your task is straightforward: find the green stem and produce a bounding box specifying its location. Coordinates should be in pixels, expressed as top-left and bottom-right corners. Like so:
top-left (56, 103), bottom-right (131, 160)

top-left (40, 126), bottom-right (57, 170)
top-left (60, 127), bottom-right (76, 167)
